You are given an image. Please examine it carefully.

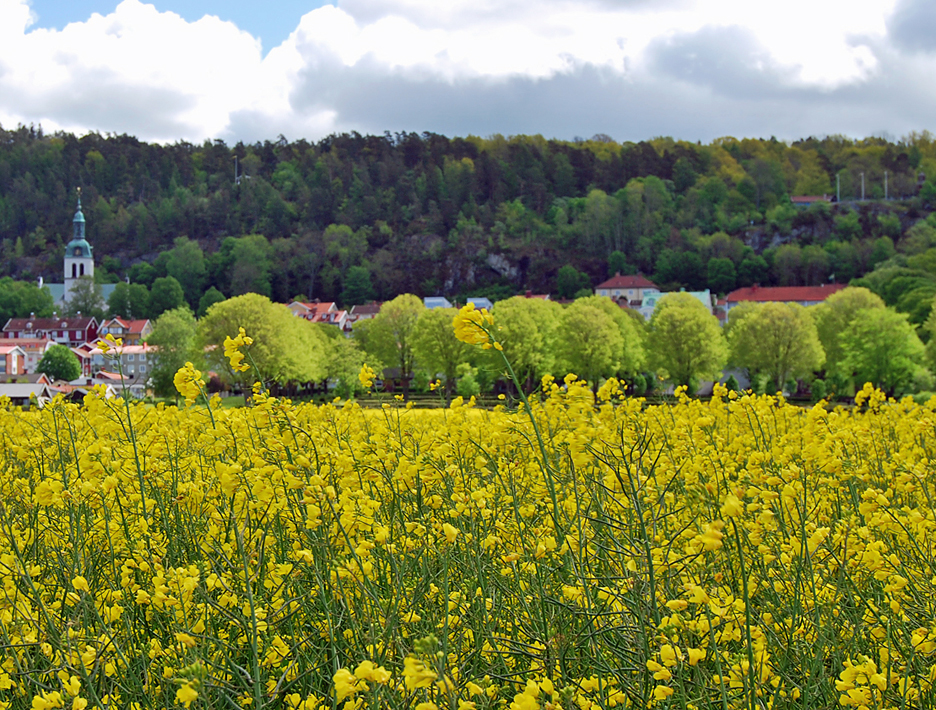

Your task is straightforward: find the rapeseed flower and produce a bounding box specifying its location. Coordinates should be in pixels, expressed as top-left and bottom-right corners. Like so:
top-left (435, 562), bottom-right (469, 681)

top-left (223, 327), bottom-right (253, 372)
top-left (173, 362), bottom-right (203, 405)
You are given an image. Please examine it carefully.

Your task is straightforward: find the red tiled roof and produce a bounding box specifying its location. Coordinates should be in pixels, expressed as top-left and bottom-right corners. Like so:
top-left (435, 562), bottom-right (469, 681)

top-left (595, 273), bottom-right (658, 290)
top-left (103, 317), bottom-right (150, 332)
top-left (725, 284), bottom-right (846, 303)
top-left (4, 317), bottom-right (97, 331)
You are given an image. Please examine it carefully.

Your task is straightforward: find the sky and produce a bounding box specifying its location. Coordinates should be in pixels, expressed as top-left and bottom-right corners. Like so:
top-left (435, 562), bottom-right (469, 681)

top-left (1, 0), bottom-right (935, 145)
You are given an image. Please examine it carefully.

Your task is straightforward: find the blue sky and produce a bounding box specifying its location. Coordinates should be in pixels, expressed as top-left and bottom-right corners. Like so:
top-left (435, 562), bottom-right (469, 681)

top-left (1, 0), bottom-right (935, 144)
top-left (28, 1), bottom-right (333, 53)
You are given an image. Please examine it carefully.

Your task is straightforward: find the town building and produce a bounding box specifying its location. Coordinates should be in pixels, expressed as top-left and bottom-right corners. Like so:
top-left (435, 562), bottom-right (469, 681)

top-left (723, 284), bottom-right (846, 312)
top-left (467, 297), bottom-right (494, 311)
top-left (594, 273), bottom-right (660, 303)
top-left (288, 301), bottom-right (349, 330)
top-left (0, 338), bottom-right (54, 373)
top-left (0, 382), bottom-right (54, 408)
top-left (717, 283), bottom-right (847, 323)
top-left (0, 345), bottom-right (26, 376)
top-left (87, 343), bottom-right (152, 378)
top-left (639, 289), bottom-right (713, 320)
top-left (2, 316), bottom-right (99, 348)
top-left (99, 318), bottom-right (153, 345)
top-left (424, 296), bottom-right (453, 309)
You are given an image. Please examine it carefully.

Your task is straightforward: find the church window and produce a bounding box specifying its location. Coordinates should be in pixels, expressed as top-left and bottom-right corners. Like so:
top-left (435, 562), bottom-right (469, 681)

top-left (79, 263), bottom-right (85, 276)
top-left (71, 264), bottom-right (77, 278)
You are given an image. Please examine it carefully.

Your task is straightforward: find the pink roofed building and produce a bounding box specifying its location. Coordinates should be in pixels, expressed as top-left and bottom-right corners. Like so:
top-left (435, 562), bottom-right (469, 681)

top-left (0, 338), bottom-right (55, 374)
top-left (0, 345), bottom-right (26, 376)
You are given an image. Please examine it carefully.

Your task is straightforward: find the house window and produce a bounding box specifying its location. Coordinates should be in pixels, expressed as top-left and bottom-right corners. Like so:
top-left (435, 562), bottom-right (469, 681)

top-left (139, 365), bottom-right (146, 373)
top-left (139, 354), bottom-right (146, 362)
top-left (127, 354), bottom-right (134, 362)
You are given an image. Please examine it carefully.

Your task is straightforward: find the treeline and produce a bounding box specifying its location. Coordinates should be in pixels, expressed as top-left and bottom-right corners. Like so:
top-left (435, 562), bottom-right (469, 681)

top-left (156, 287), bottom-right (936, 405)
top-left (5, 125), bottom-right (936, 316)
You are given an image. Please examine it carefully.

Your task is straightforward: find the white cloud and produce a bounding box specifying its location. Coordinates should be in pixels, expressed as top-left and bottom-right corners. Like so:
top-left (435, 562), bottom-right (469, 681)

top-left (0, 0), bottom-right (930, 143)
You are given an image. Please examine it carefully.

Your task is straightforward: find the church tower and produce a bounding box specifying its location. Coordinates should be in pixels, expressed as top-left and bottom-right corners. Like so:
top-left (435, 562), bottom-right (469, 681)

top-left (64, 188), bottom-right (93, 303)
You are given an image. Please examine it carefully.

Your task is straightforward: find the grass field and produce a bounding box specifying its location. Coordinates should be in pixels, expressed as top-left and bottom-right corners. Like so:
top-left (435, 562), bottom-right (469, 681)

top-left (1, 381), bottom-right (935, 710)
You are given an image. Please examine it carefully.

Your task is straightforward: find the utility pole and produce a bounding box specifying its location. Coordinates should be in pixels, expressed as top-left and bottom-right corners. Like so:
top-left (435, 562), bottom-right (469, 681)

top-left (836, 173), bottom-right (840, 202)
top-left (861, 172), bottom-right (865, 201)
top-left (885, 171), bottom-right (888, 200)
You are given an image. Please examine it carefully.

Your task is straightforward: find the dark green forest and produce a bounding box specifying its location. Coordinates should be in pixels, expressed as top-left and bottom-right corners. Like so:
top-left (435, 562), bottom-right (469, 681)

top-left (5, 124), bottom-right (936, 326)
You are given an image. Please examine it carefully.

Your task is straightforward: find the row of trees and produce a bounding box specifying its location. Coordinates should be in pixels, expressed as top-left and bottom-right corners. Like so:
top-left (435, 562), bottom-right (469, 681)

top-left (6, 125), bottom-right (936, 309)
top-left (138, 286), bottom-right (934, 404)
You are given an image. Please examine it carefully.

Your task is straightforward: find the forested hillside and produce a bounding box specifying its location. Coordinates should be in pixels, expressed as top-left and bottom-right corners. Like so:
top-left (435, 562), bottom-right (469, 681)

top-left (4, 124), bottom-right (936, 318)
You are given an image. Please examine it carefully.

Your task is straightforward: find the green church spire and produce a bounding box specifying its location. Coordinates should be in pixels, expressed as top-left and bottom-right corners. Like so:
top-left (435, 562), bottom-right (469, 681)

top-left (73, 187), bottom-right (86, 242)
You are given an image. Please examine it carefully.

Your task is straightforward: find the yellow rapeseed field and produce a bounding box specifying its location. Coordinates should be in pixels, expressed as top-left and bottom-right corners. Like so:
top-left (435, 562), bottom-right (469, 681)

top-left (4, 315), bottom-right (936, 709)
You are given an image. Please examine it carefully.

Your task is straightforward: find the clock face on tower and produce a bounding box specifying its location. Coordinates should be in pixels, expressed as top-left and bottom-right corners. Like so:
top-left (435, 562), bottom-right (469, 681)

top-left (73, 247), bottom-right (82, 256)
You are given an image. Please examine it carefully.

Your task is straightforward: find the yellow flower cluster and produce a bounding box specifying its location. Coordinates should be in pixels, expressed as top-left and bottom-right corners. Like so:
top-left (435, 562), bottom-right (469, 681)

top-left (358, 363), bottom-right (376, 391)
top-left (172, 361), bottom-right (203, 405)
top-left (223, 327), bottom-right (253, 373)
top-left (452, 303), bottom-right (501, 350)
top-left (3, 376), bottom-right (936, 709)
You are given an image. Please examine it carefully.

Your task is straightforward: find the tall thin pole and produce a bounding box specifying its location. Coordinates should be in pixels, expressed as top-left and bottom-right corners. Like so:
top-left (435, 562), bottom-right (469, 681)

top-left (837, 173), bottom-right (840, 202)
top-left (861, 172), bottom-right (865, 201)
top-left (885, 171), bottom-right (888, 200)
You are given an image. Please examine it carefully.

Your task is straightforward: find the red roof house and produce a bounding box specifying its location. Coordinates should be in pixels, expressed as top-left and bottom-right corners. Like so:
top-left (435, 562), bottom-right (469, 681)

top-left (3, 317), bottom-right (99, 348)
top-left (594, 273), bottom-right (659, 301)
top-left (721, 284), bottom-right (846, 322)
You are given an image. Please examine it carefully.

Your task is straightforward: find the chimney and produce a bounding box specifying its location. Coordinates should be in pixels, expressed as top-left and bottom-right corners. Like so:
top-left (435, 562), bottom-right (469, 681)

top-left (751, 283), bottom-right (759, 292)
top-left (525, 290), bottom-right (533, 298)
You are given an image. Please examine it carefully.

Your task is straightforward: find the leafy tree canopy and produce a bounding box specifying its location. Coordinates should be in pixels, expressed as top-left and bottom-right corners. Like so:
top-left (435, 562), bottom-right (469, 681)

top-left (37, 344), bottom-right (81, 382)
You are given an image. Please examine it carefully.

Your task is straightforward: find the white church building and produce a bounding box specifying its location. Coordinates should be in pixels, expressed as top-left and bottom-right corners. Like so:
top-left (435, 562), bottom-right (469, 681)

top-left (44, 189), bottom-right (116, 305)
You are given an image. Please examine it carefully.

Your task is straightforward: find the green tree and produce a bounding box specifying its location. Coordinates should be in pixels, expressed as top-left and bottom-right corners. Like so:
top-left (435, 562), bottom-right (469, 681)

top-left (840, 308), bottom-right (929, 395)
top-left (835, 210), bottom-right (861, 240)
top-left (411, 307), bottom-right (473, 398)
top-left (557, 301), bottom-right (623, 385)
top-left (37, 344), bottom-right (81, 382)
top-left (726, 301), bottom-right (825, 391)
top-left (0, 279), bottom-right (54, 323)
top-left (197, 287), bottom-right (226, 318)
top-left (491, 297), bottom-right (563, 389)
top-left (127, 262), bottom-right (157, 288)
top-left (341, 265), bottom-right (375, 306)
top-left (165, 236), bottom-right (207, 309)
top-left (556, 265), bottom-right (591, 299)
top-left (229, 234), bottom-right (272, 297)
top-left (65, 277), bottom-right (106, 319)
top-left (128, 284), bottom-right (151, 321)
top-left (198, 293), bottom-right (329, 385)
top-left (707, 257), bottom-right (737, 294)
top-left (648, 292), bottom-right (727, 388)
top-left (359, 294), bottom-right (425, 395)
top-left (812, 286), bottom-right (886, 377)
top-left (146, 307), bottom-right (198, 398)
top-left (608, 251), bottom-right (634, 277)
top-left (737, 256), bottom-right (769, 287)
top-left (316, 326), bottom-right (374, 398)
top-left (573, 295), bottom-right (646, 375)
top-left (107, 282), bottom-right (132, 318)
top-left (149, 276), bottom-right (185, 318)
